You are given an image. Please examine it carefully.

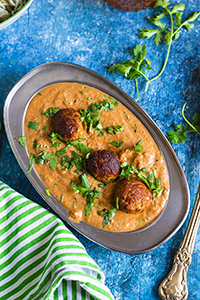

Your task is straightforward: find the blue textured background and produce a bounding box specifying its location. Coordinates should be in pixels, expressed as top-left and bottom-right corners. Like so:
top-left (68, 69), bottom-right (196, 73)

top-left (0, 0), bottom-right (200, 299)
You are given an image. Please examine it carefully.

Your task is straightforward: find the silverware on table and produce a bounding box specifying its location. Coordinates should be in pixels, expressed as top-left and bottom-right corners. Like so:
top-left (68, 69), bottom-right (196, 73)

top-left (159, 182), bottom-right (200, 300)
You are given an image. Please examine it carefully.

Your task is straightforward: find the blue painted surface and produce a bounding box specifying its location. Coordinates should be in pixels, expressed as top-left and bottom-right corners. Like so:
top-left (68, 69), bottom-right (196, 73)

top-left (0, 0), bottom-right (200, 299)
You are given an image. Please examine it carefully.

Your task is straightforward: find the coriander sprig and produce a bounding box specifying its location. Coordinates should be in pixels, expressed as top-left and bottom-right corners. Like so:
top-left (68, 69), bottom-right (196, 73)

top-left (108, 0), bottom-right (199, 99)
top-left (167, 103), bottom-right (200, 143)
top-left (140, 1), bottom-right (199, 91)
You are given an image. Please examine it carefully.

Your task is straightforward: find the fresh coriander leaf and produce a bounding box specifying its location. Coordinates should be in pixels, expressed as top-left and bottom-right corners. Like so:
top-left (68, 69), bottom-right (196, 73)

top-left (167, 125), bottom-right (187, 143)
top-left (134, 140), bottom-right (143, 153)
top-left (109, 141), bottom-right (123, 148)
top-left (49, 156), bottom-right (57, 170)
top-left (48, 132), bottom-right (62, 147)
top-left (55, 147), bottom-right (67, 156)
top-left (98, 131), bottom-right (104, 137)
top-left (167, 103), bottom-right (200, 143)
top-left (182, 12), bottom-right (200, 31)
top-left (61, 154), bottom-right (71, 169)
top-left (171, 4), bottom-right (185, 14)
top-left (15, 136), bottom-right (26, 147)
top-left (70, 174), bottom-right (101, 216)
top-left (41, 107), bottom-right (60, 118)
top-left (98, 182), bottom-right (108, 188)
top-left (33, 139), bottom-right (38, 149)
top-left (42, 151), bottom-right (54, 161)
top-left (27, 153), bottom-right (35, 174)
top-left (71, 151), bottom-right (86, 172)
top-left (118, 162), bottom-right (136, 180)
top-left (106, 124), bottom-right (124, 135)
top-left (28, 121), bottom-right (39, 130)
top-left (102, 208), bottom-right (117, 227)
top-left (67, 140), bottom-right (93, 155)
top-left (154, 0), bottom-right (170, 9)
top-left (94, 122), bottom-right (104, 133)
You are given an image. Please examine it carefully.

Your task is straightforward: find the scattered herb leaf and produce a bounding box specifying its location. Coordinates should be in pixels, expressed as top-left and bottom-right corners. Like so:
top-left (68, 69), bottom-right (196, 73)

top-left (15, 136), bottom-right (26, 147)
top-left (49, 156), bottom-right (57, 170)
top-left (28, 121), bottom-right (39, 130)
top-left (134, 140), bottom-right (143, 153)
top-left (41, 107), bottom-right (60, 118)
top-left (109, 141), bottom-right (123, 148)
top-left (102, 208), bottom-right (117, 228)
top-left (167, 103), bottom-right (200, 143)
top-left (71, 174), bottom-right (101, 216)
top-left (79, 98), bottom-right (118, 132)
top-left (106, 124), bottom-right (124, 135)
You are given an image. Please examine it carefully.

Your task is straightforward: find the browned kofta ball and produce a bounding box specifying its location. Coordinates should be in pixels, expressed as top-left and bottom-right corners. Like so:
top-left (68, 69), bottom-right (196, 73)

top-left (87, 150), bottom-right (120, 183)
top-left (114, 175), bottom-right (153, 213)
top-left (52, 108), bottom-right (84, 141)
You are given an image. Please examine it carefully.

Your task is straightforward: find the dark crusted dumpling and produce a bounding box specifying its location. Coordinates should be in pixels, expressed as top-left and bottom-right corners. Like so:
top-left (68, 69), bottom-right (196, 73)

top-left (52, 108), bottom-right (84, 141)
top-left (114, 175), bottom-right (152, 213)
top-left (87, 150), bottom-right (120, 183)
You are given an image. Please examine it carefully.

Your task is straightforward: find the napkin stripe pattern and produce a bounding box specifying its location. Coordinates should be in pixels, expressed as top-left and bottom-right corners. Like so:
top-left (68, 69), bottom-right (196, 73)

top-left (0, 182), bottom-right (114, 300)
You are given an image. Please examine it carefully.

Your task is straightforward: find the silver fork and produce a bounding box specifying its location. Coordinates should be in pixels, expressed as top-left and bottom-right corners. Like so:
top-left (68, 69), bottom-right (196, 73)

top-left (159, 182), bottom-right (200, 300)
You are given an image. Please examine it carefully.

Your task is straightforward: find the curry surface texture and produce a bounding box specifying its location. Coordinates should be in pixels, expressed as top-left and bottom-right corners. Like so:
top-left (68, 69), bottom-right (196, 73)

top-left (24, 82), bottom-right (170, 232)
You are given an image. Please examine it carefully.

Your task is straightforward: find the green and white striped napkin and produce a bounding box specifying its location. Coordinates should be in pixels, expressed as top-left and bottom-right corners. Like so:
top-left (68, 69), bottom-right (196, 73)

top-left (0, 181), bottom-right (114, 300)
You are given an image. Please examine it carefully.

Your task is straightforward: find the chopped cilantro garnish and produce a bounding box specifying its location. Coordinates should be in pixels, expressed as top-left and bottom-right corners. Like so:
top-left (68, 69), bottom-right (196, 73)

top-left (106, 124), bottom-right (124, 135)
top-left (102, 208), bottom-right (117, 228)
top-left (109, 141), bottom-right (123, 148)
top-left (48, 132), bottom-right (62, 147)
top-left (55, 147), bottom-right (67, 156)
top-left (98, 182), bottom-right (108, 188)
top-left (49, 156), bottom-right (57, 170)
top-left (66, 139), bottom-right (93, 155)
top-left (134, 140), bottom-right (143, 153)
top-left (71, 174), bottom-right (101, 216)
top-left (27, 151), bottom-right (54, 173)
top-left (98, 131), bottom-right (104, 137)
top-left (33, 139), bottom-right (38, 149)
top-left (41, 107), bottom-right (60, 118)
top-left (15, 136), bottom-right (26, 147)
top-left (61, 194), bottom-right (64, 202)
top-left (79, 98), bottom-right (118, 132)
top-left (61, 154), bottom-right (71, 170)
top-left (28, 121), bottom-right (39, 130)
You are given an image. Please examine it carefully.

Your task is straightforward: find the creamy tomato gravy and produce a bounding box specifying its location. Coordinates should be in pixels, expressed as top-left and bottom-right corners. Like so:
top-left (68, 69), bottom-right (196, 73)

top-left (24, 83), bottom-right (169, 232)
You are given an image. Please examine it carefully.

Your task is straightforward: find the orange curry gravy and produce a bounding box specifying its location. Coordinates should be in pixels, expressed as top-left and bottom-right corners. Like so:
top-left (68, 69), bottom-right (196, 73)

top-left (24, 83), bottom-right (169, 232)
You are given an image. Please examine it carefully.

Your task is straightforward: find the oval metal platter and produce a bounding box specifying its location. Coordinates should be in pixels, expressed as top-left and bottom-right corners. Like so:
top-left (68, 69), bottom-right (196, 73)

top-left (3, 62), bottom-right (190, 254)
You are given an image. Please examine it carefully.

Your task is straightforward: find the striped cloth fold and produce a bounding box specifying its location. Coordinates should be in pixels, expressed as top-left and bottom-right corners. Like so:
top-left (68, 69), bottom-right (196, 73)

top-left (0, 181), bottom-right (114, 300)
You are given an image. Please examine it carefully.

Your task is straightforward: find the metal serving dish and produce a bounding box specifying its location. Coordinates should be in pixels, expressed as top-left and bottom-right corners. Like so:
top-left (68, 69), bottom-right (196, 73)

top-left (3, 62), bottom-right (190, 254)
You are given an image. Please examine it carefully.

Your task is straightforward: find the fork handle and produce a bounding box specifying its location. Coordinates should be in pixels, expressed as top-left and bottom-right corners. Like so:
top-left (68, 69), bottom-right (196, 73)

top-left (158, 182), bottom-right (200, 300)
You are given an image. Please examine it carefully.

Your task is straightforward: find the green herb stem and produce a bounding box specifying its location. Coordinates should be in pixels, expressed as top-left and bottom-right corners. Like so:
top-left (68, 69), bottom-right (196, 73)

top-left (182, 103), bottom-right (200, 135)
top-left (145, 7), bottom-right (173, 92)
